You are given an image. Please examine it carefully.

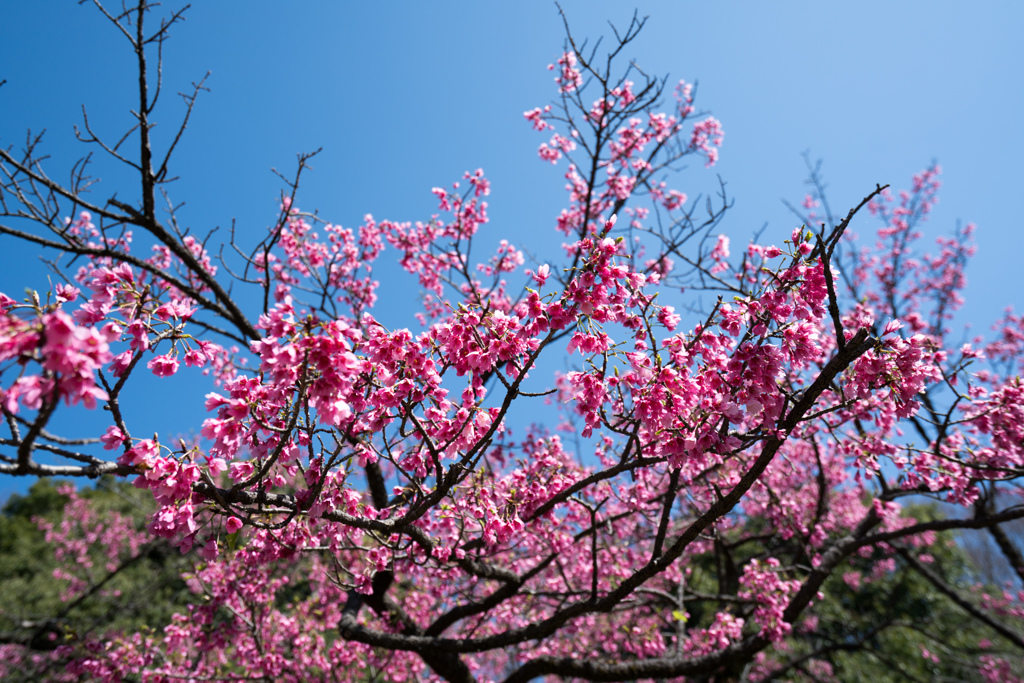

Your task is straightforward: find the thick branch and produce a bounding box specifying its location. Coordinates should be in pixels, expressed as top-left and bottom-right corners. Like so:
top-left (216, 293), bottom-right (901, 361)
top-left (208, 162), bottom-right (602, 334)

top-left (338, 329), bottom-right (879, 659)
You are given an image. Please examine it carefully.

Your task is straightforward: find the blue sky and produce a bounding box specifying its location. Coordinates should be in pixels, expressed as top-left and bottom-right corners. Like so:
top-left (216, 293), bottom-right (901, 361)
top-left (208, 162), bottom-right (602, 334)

top-left (1, 1), bottom-right (1022, 500)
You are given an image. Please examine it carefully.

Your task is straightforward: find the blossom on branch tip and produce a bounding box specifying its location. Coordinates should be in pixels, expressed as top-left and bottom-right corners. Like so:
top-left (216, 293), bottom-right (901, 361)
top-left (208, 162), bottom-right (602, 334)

top-left (148, 354), bottom-right (180, 378)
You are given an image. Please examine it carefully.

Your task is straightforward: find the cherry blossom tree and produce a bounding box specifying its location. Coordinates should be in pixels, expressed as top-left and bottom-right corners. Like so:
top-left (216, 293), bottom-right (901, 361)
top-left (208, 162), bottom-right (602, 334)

top-left (2, 2), bottom-right (1024, 681)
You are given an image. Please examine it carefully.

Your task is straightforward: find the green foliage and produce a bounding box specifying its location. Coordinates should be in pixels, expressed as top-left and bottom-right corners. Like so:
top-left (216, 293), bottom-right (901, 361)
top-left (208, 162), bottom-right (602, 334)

top-left (0, 479), bottom-right (74, 644)
top-left (0, 478), bottom-right (192, 653)
top-left (765, 505), bottom-right (1024, 682)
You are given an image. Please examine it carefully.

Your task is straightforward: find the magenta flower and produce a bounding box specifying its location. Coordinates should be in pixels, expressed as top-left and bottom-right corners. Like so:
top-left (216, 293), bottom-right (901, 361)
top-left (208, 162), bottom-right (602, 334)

top-left (147, 354), bottom-right (179, 377)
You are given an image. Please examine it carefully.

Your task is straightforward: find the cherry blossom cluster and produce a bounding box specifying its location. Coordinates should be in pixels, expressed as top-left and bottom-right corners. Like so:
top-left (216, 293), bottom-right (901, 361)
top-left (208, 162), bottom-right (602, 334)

top-left (3, 10), bottom-right (1023, 682)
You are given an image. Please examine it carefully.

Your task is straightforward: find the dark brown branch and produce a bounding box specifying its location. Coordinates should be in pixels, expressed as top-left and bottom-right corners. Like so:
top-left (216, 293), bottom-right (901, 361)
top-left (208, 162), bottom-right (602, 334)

top-left (335, 328), bottom-right (879, 658)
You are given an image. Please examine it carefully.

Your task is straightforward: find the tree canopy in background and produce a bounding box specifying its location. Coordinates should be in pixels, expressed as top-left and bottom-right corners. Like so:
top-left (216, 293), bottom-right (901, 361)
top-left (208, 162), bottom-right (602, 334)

top-left (0, 478), bottom-right (192, 677)
top-left (1, 2), bottom-right (1024, 681)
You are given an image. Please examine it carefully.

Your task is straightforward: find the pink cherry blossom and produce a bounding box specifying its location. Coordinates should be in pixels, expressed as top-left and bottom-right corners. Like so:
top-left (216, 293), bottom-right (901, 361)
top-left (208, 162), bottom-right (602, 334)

top-left (0, 7), bottom-right (1020, 683)
top-left (147, 353), bottom-right (180, 377)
